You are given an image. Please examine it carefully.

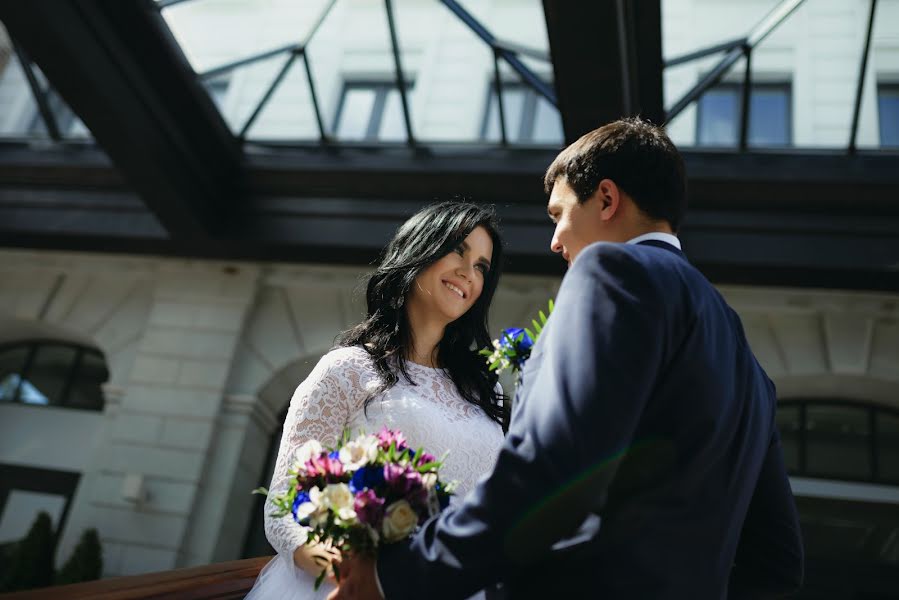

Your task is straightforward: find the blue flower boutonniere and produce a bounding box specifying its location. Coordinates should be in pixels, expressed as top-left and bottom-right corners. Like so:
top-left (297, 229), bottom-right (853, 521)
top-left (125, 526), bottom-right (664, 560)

top-left (480, 299), bottom-right (554, 377)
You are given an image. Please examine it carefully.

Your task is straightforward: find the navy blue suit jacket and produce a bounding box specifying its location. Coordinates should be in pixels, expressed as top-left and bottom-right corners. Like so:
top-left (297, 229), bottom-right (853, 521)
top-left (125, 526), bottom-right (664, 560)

top-left (378, 240), bottom-right (804, 599)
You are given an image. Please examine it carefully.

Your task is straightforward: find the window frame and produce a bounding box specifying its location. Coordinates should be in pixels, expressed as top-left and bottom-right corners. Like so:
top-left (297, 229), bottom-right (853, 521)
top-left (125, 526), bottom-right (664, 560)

top-left (0, 339), bottom-right (107, 412)
top-left (695, 80), bottom-right (793, 147)
top-left (778, 398), bottom-right (899, 486)
top-left (479, 78), bottom-right (562, 144)
top-left (332, 80), bottom-right (413, 142)
top-left (876, 82), bottom-right (899, 149)
top-left (0, 463), bottom-right (80, 548)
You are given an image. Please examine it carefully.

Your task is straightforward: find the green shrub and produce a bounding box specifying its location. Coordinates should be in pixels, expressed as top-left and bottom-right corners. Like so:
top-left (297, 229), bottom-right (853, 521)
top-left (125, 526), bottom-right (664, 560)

top-left (0, 514), bottom-right (103, 592)
top-left (55, 528), bottom-right (102, 585)
top-left (0, 511), bottom-right (55, 592)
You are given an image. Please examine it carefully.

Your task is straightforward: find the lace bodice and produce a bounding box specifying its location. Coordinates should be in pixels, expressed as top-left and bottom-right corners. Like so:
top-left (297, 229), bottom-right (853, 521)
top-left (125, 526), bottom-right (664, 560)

top-left (263, 345), bottom-right (505, 559)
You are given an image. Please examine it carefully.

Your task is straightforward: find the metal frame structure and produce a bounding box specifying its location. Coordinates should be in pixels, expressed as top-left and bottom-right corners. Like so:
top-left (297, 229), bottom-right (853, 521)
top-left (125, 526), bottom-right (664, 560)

top-left (0, 0), bottom-right (898, 291)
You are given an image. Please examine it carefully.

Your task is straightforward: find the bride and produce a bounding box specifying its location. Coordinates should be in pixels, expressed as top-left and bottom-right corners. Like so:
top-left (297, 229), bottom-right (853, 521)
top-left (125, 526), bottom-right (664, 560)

top-left (245, 201), bottom-right (507, 599)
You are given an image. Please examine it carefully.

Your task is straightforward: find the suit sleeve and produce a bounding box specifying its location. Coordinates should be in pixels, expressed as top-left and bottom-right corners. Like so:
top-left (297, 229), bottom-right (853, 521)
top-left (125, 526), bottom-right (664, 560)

top-left (728, 428), bottom-right (805, 598)
top-left (377, 245), bottom-right (668, 599)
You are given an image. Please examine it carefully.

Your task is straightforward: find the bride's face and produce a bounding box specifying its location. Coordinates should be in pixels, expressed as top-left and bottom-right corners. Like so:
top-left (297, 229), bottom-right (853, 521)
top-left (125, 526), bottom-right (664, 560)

top-left (408, 226), bottom-right (493, 324)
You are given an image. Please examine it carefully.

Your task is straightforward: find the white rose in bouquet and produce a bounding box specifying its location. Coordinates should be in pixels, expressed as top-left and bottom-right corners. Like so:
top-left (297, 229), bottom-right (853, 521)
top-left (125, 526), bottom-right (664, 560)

top-left (382, 500), bottom-right (419, 542)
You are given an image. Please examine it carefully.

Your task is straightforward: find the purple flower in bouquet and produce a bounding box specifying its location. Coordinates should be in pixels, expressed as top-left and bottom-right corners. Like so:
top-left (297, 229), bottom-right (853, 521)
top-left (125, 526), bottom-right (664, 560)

top-left (377, 428), bottom-right (408, 451)
top-left (354, 488), bottom-right (386, 527)
top-left (384, 463), bottom-right (423, 496)
top-left (415, 452), bottom-right (437, 467)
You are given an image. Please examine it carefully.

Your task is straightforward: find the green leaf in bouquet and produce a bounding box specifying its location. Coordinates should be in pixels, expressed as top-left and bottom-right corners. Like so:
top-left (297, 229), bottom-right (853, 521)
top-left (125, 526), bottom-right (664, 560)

top-left (313, 567), bottom-right (328, 591)
top-left (479, 348), bottom-right (493, 357)
top-left (548, 298), bottom-right (555, 312)
top-left (489, 358), bottom-right (502, 370)
top-left (415, 461), bottom-right (440, 473)
top-left (251, 486), bottom-right (269, 496)
top-left (524, 327), bottom-right (536, 340)
top-left (339, 428), bottom-right (352, 448)
top-left (539, 309), bottom-right (548, 325)
top-left (532, 319), bottom-right (542, 334)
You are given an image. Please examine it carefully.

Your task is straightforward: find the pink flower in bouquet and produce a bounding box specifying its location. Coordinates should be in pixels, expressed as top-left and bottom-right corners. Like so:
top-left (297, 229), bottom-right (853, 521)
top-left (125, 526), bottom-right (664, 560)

top-left (377, 428), bottom-right (408, 451)
top-left (354, 488), bottom-right (386, 527)
top-left (304, 453), bottom-right (345, 481)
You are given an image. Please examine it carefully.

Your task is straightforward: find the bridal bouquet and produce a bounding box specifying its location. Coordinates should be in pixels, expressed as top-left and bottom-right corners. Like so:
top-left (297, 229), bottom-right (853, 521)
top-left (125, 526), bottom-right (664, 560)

top-left (256, 428), bottom-right (454, 588)
top-left (481, 298), bottom-right (554, 376)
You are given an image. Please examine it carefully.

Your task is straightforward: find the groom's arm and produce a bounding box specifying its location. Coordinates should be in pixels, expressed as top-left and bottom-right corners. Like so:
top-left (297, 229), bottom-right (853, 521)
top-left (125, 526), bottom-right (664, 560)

top-left (728, 429), bottom-right (804, 598)
top-left (376, 244), bottom-right (668, 600)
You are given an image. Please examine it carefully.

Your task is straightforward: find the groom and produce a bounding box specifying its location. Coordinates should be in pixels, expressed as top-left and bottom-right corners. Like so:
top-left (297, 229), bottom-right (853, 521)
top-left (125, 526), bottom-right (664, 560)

top-left (330, 118), bottom-right (804, 599)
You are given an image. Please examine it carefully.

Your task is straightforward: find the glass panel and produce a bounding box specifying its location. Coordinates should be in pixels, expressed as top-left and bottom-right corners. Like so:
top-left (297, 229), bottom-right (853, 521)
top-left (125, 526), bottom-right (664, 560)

top-left (0, 37), bottom-right (41, 138)
top-left (532, 93), bottom-right (564, 145)
top-left (500, 86), bottom-right (527, 143)
top-left (160, 0), bottom-right (335, 74)
top-left (749, 86), bottom-right (790, 146)
top-left (21, 345), bottom-right (77, 407)
top-left (379, 88), bottom-right (408, 142)
top-left (879, 85), bottom-right (899, 148)
top-left (335, 87), bottom-right (377, 141)
top-left (0, 346), bottom-right (29, 402)
top-left (806, 404), bottom-right (872, 481)
top-left (25, 88), bottom-right (77, 138)
top-left (395, 0), bottom-right (493, 143)
top-left (456, 0), bottom-right (550, 56)
top-left (482, 90), bottom-right (501, 141)
top-left (877, 412), bottom-right (899, 484)
top-left (203, 53), bottom-right (290, 136)
top-left (244, 55), bottom-right (320, 141)
top-left (697, 88), bottom-right (738, 146)
top-left (203, 74), bottom-right (232, 111)
top-left (776, 404), bottom-right (801, 473)
top-left (66, 351), bottom-right (107, 411)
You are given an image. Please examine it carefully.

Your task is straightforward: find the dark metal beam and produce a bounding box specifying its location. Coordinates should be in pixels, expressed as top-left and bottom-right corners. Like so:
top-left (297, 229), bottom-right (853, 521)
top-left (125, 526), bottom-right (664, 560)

top-left (3, 144), bottom-right (898, 291)
top-left (543, 0), bottom-right (663, 142)
top-left (0, 1), bottom-right (242, 241)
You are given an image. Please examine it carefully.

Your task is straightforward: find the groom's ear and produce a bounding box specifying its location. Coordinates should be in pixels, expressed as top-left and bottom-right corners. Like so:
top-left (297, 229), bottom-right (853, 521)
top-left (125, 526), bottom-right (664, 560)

top-left (595, 178), bottom-right (621, 222)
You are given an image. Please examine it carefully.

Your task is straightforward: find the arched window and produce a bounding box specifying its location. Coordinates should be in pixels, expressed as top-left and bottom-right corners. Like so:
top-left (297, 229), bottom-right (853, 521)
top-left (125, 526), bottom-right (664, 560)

top-left (777, 399), bottom-right (899, 485)
top-left (0, 341), bottom-right (108, 411)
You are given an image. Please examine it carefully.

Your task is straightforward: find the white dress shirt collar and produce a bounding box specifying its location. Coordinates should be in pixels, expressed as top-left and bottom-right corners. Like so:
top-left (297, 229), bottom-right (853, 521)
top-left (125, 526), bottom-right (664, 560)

top-left (626, 231), bottom-right (682, 250)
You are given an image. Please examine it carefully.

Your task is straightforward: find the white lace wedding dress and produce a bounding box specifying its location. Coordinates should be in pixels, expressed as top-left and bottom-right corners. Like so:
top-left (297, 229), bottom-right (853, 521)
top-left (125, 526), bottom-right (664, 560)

top-left (245, 346), bottom-right (505, 600)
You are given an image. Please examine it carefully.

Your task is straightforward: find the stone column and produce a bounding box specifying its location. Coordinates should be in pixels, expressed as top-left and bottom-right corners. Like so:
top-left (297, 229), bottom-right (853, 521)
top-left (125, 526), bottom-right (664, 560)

top-left (56, 262), bottom-right (259, 576)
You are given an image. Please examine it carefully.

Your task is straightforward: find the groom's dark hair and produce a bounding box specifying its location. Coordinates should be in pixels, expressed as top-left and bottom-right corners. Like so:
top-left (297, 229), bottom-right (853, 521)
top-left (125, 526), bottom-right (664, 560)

top-left (543, 117), bottom-right (687, 231)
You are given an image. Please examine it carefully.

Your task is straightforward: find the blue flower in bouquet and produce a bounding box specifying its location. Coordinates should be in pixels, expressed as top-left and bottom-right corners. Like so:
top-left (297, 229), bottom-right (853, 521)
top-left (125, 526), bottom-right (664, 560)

top-left (291, 490), bottom-right (311, 521)
top-left (350, 464), bottom-right (386, 493)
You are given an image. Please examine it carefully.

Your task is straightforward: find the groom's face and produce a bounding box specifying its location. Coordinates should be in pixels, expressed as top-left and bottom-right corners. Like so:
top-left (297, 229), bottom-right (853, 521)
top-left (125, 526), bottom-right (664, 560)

top-left (547, 179), bottom-right (607, 266)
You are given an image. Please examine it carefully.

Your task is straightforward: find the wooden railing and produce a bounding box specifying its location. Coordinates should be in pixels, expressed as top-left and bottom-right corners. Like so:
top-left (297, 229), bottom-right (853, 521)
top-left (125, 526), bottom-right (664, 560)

top-left (0, 556), bottom-right (271, 599)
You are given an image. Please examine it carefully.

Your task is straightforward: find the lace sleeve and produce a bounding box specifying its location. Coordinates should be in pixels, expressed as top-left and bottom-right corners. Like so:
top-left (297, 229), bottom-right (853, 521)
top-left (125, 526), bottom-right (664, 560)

top-left (263, 348), bottom-right (366, 558)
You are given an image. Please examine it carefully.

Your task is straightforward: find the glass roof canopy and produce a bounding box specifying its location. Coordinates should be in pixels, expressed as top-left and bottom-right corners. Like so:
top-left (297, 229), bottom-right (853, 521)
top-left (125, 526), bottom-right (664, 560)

top-left (0, 0), bottom-right (895, 151)
top-left (157, 0), bottom-right (561, 147)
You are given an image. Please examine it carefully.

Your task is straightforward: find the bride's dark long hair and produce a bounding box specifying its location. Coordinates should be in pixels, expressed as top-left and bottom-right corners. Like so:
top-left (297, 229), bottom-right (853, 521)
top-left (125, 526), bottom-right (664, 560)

top-left (337, 201), bottom-right (507, 428)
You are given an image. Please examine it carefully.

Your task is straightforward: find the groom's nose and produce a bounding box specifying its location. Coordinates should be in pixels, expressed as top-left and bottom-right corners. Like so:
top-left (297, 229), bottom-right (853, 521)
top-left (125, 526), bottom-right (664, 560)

top-left (550, 229), bottom-right (563, 254)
